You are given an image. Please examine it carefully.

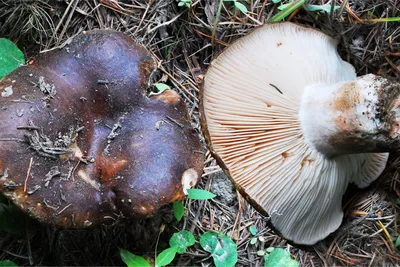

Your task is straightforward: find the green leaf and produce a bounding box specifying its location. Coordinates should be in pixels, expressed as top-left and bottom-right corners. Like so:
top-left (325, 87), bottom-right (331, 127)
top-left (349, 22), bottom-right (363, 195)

top-left (272, 0), bottom-right (281, 3)
top-left (266, 247), bottom-right (275, 253)
top-left (155, 247), bottom-right (177, 267)
top-left (250, 237), bottom-right (257, 245)
top-left (395, 236), bottom-right (400, 247)
top-left (268, 0), bottom-right (306, 22)
top-left (150, 83), bottom-right (171, 96)
top-left (187, 189), bottom-right (216, 200)
top-left (277, 3), bottom-right (290, 11)
top-left (178, 0), bottom-right (191, 7)
top-left (0, 260), bottom-right (18, 267)
top-left (200, 232), bottom-right (238, 267)
top-left (249, 225), bottom-right (257, 235)
top-left (305, 4), bottom-right (340, 14)
top-left (173, 201), bottom-right (185, 221)
top-left (257, 250), bottom-right (265, 256)
top-left (0, 38), bottom-right (25, 80)
top-left (234, 2), bottom-right (248, 13)
top-left (169, 230), bottom-right (195, 253)
top-left (119, 249), bottom-right (150, 267)
top-left (264, 248), bottom-right (299, 267)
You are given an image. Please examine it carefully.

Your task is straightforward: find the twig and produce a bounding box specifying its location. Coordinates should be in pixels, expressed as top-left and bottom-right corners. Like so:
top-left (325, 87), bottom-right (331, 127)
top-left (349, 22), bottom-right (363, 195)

top-left (56, 204), bottom-right (73, 215)
top-left (147, 11), bottom-right (185, 34)
top-left (166, 115), bottom-right (184, 128)
top-left (57, 0), bottom-right (79, 43)
top-left (24, 157), bottom-right (34, 193)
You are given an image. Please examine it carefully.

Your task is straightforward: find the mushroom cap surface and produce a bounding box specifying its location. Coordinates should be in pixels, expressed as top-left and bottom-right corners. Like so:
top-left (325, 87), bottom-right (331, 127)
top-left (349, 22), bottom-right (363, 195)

top-left (200, 22), bottom-right (388, 245)
top-left (0, 30), bottom-right (203, 227)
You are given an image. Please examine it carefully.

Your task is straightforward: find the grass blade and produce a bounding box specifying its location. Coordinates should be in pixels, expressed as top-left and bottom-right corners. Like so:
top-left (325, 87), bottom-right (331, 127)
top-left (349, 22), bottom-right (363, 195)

top-left (268, 0), bottom-right (306, 22)
top-left (363, 17), bottom-right (400, 23)
top-left (212, 0), bottom-right (225, 45)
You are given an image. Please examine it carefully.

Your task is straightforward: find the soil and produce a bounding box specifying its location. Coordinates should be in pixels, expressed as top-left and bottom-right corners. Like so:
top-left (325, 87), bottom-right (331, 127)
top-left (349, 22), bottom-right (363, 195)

top-left (0, 0), bottom-right (399, 266)
top-left (210, 172), bottom-right (236, 205)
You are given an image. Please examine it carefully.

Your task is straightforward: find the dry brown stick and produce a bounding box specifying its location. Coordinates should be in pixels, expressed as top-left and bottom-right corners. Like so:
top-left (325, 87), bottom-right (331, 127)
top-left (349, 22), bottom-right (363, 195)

top-left (58, 0), bottom-right (79, 43)
top-left (54, 0), bottom-right (75, 35)
top-left (133, 1), bottom-right (151, 35)
top-left (23, 157), bottom-right (34, 193)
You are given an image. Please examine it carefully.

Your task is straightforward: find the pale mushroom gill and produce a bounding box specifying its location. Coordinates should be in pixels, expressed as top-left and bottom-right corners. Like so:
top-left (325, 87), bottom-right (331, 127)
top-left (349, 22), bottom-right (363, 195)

top-left (202, 23), bottom-right (388, 245)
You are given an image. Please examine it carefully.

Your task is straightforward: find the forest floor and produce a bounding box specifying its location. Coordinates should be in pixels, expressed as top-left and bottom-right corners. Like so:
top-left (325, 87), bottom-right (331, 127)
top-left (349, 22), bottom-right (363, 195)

top-left (0, 0), bottom-right (400, 266)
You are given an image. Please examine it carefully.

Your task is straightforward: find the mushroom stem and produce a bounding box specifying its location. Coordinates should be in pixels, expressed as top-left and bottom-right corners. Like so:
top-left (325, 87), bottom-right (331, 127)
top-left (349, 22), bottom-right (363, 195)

top-left (300, 74), bottom-right (400, 157)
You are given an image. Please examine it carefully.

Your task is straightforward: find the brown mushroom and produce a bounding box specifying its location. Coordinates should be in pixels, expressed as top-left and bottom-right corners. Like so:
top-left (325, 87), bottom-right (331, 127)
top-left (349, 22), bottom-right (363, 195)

top-left (0, 30), bottom-right (203, 228)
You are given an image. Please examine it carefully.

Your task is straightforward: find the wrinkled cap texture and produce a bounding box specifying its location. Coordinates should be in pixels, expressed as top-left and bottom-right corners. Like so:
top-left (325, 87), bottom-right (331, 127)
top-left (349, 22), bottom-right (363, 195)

top-left (0, 30), bottom-right (203, 228)
top-left (201, 22), bottom-right (388, 245)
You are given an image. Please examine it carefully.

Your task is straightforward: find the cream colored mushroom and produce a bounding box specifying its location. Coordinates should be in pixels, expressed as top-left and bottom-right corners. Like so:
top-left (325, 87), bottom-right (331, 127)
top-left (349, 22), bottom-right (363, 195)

top-left (200, 22), bottom-right (399, 245)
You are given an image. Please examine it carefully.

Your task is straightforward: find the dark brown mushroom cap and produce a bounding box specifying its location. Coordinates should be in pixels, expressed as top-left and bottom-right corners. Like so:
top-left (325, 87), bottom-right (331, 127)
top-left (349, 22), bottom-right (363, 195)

top-left (0, 30), bottom-right (203, 228)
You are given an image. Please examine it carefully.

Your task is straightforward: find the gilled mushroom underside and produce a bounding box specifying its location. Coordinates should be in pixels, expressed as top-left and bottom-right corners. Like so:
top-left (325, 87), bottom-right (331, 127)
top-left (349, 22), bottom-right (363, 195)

top-left (201, 23), bottom-right (389, 245)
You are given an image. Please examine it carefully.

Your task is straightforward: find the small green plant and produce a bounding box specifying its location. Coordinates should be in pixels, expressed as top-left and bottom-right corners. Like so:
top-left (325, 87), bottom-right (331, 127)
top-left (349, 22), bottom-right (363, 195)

top-left (0, 38), bottom-right (25, 80)
top-left (172, 201), bottom-right (185, 221)
top-left (186, 188), bottom-right (216, 200)
top-left (0, 260), bottom-right (18, 267)
top-left (120, 249), bottom-right (150, 267)
top-left (200, 231), bottom-right (238, 267)
top-left (249, 225), bottom-right (257, 235)
top-left (268, 0), bottom-right (305, 22)
top-left (121, 189), bottom-right (237, 267)
top-left (211, 0), bottom-right (248, 44)
top-left (263, 248), bottom-right (298, 267)
top-left (249, 225), bottom-right (265, 246)
top-left (249, 225), bottom-right (257, 245)
top-left (268, 0), bottom-right (341, 22)
top-left (169, 230), bottom-right (196, 253)
top-left (121, 229), bottom-right (238, 267)
top-left (276, 1), bottom-right (340, 14)
top-left (178, 0), bottom-right (191, 8)
top-left (395, 236), bottom-right (400, 247)
top-left (271, 1), bottom-right (400, 23)
top-left (173, 189), bottom-right (216, 221)
top-left (224, 0), bottom-right (248, 14)
top-left (155, 247), bottom-right (177, 267)
top-left (303, 3), bottom-right (340, 13)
